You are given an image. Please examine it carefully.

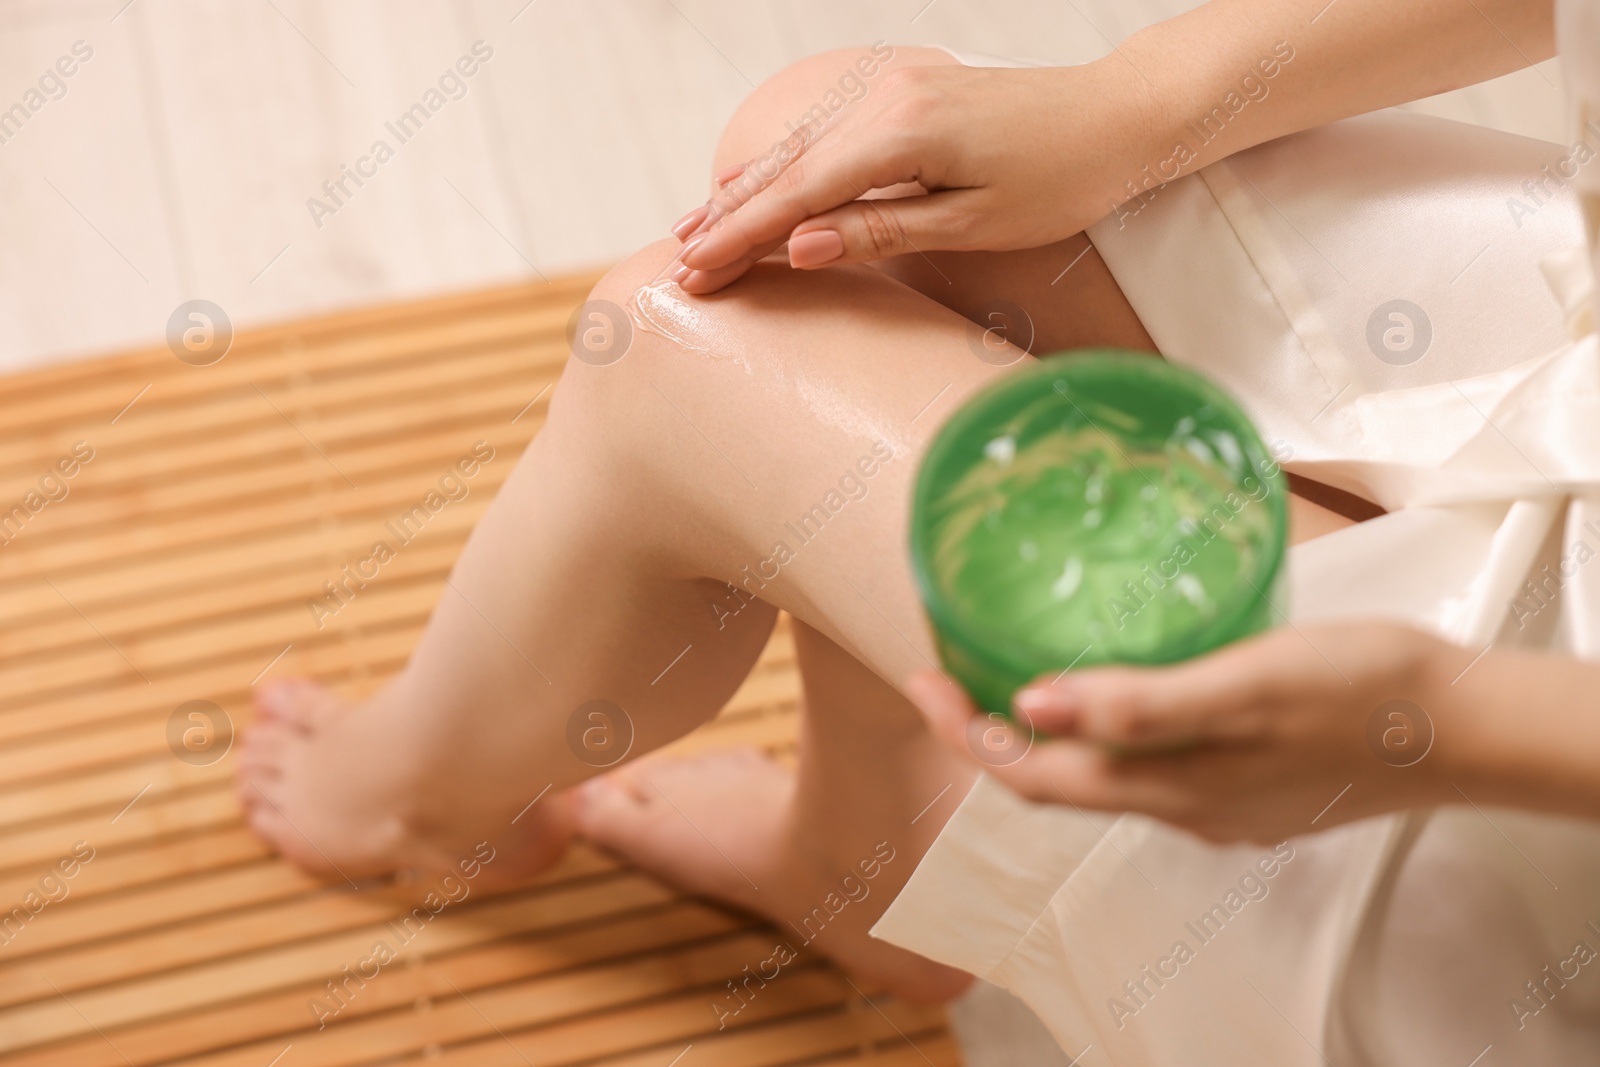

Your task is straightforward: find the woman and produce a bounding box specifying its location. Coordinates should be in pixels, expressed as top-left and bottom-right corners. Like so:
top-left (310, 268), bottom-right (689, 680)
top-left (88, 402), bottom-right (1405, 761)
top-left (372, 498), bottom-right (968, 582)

top-left (241, 0), bottom-right (1600, 1060)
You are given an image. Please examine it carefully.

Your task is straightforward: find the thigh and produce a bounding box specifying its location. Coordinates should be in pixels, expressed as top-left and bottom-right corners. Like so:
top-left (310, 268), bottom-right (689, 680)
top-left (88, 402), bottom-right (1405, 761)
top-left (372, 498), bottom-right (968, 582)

top-left (560, 239), bottom-right (1347, 690)
top-left (560, 239), bottom-right (986, 683)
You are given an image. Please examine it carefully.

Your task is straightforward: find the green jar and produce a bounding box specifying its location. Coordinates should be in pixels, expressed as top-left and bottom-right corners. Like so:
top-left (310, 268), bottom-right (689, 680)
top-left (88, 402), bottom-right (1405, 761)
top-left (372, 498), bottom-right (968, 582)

top-left (910, 350), bottom-right (1289, 716)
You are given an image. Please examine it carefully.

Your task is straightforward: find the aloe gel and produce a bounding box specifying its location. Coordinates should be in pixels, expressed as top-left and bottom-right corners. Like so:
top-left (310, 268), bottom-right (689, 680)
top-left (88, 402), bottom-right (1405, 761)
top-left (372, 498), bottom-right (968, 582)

top-left (910, 351), bottom-right (1289, 715)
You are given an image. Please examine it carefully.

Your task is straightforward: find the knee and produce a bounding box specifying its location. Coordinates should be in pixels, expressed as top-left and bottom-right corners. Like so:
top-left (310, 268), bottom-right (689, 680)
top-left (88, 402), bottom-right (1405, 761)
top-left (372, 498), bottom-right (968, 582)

top-left (712, 44), bottom-right (954, 174)
top-left (543, 238), bottom-right (699, 454)
top-left (552, 237), bottom-right (677, 392)
top-left (544, 232), bottom-right (879, 472)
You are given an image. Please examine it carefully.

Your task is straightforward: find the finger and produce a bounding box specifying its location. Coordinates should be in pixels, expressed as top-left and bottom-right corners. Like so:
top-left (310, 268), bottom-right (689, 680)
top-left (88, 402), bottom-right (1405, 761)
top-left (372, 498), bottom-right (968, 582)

top-left (672, 165), bottom-right (753, 241)
top-left (712, 162), bottom-right (747, 187)
top-left (672, 252), bottom-right (767, 295)
top-left (1013, 629), bottom-right (1304, 748)
top-left (682, 130), bottom-right (916, 273)
top-left (670, 204), bottom-right (709, 241)
top-left (908, 669), bottom-right (1217, 826)
top-left (680, 117), bottom-right (836, 262)
top-left (787, 191), bottom-right (982, 268)
top-left (983, 736), bottom-right (1199, 819)
top-left (663, 225), bottom-right (788, 294)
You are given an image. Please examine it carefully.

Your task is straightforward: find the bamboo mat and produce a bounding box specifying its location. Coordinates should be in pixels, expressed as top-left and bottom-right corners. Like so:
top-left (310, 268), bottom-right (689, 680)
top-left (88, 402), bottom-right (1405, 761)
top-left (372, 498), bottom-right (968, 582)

top-left (0, 278), bottom-right (961, 1067)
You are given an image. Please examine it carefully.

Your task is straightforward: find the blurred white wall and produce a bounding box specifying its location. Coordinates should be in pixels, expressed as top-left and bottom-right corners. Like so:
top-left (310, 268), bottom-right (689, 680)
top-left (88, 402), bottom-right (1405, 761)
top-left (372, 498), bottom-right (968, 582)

top-left (0, 0), bottom-right (1567, 371)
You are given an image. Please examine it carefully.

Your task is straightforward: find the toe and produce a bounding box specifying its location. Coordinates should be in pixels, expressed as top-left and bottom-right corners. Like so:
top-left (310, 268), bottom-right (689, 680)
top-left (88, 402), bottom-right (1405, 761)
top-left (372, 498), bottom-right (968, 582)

top-left (253, 679), bottom-right (309, 727)
top-left (245, 803), bottom-right (284, 842)
top-left (253, 678), bottom-right (341, 731)
top-left (235, 752), bottom-right (282, 786)
top-left (244, 803), bottom-right (325, 871)
top-left (241, 718), bottom-right (291, 754)
top-left (236, 769), bottom-right (282, 811)
top-left (574, 775), bottom-right (650, 842)
top-left (236, 720), bottom-right (291, 778)
top-left (603, 762), bottom-right (666, 805)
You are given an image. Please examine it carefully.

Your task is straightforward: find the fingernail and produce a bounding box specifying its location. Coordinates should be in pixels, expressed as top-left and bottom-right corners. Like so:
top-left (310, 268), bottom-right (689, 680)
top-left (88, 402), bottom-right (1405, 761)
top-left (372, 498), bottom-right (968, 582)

top-left (671, 204), bottom-right (709, 241)
top-left (669, 262), bottom-right (692, 284)
top-left (681, 237), bottom-right (720, 270)
top-left (789, 229), bottom-right (844, 269)
top-left (713, 162), bottom-right (746, 186)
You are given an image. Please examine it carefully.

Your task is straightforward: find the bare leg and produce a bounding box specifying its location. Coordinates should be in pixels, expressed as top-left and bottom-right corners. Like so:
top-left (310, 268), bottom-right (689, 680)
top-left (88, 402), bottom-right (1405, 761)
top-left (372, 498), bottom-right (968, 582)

top-left (236, 233), bottom-right (1036, 996)
top-left (235, 224), bottom-right (1022, 855)
top-left (567, 47), bottom-right (1154, 1000)
top-left (577, 620), bottom-right (980, 1002)
top-left (571, 46), bottom-right (1353, 1001)
top-left (238, 48), bottom-right (1355, 997)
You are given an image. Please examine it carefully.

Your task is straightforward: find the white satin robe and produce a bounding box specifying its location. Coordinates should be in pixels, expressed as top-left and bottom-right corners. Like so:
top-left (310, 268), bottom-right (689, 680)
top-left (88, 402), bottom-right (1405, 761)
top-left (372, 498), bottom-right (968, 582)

top-left (880, 31), bottom-right (1600, 1065)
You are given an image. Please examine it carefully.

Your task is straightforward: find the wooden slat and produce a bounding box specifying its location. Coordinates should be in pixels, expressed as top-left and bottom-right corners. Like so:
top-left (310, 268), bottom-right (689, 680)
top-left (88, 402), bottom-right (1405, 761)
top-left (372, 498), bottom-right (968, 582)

top-left (0, 620), bottom-right (795, 753)
top-left (412, 980), bottom-right (952, 1067)
top-left (0, 276), bottom-right (959, 1067)
top-left (0, 651), bottom-right (798, 802)
top-left (5, 902), bottom-right (745, 1067)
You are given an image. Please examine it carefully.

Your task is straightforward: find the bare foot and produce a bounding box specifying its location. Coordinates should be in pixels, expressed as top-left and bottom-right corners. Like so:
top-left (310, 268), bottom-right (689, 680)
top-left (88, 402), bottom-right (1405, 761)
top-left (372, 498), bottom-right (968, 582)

top-left (575, 749), bottom-right (972, 1003)
top-left (237, 679), bottom-right (572, 887)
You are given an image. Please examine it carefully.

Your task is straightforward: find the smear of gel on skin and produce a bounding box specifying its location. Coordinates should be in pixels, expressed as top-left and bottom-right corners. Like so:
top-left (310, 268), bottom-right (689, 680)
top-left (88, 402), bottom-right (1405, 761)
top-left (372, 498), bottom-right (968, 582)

top-left (792, 374), bottom-right (912, 459)
top-left (632, 277), bottom-right (913, 456)
top-left (631, 279), bottom-right (742, 361)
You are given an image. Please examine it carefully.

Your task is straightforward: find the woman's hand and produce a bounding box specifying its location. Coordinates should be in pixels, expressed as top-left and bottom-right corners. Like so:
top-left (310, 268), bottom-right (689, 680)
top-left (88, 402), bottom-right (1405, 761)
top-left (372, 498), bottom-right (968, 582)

top-left (668, 59), bottom-right (1160, 294)
top-left (667, 0), bottom-right (1555, 296)
top-left (906, 621), bottom-right (1465, 844)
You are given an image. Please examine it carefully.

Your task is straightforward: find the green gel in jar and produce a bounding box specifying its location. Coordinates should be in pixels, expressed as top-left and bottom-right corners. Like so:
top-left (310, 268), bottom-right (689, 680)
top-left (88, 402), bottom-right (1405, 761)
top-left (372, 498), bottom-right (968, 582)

top-left (910, 350), bottom-right (1289, 716)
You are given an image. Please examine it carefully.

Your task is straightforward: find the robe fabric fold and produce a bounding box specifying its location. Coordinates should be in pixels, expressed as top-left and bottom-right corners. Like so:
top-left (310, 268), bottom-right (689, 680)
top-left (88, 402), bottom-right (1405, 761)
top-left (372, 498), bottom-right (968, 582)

top-left (885, 44), bottom-right (1600, 1065)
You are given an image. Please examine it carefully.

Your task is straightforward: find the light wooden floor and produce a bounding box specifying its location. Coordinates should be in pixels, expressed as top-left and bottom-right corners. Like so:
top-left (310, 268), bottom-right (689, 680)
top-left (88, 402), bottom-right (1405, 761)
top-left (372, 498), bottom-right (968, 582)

top-left (0, 0), bottom-right (1564, 374)
top-left (0, 277), bottom-right (961, 1067)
